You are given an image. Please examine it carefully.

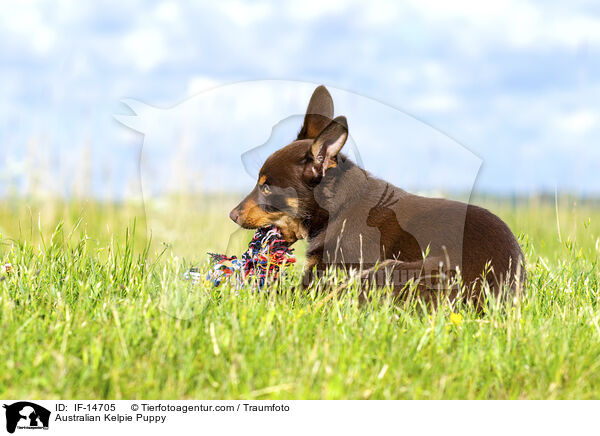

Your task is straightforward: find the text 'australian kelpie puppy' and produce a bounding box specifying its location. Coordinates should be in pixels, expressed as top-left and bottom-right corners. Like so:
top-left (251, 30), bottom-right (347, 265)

top-left (230, 85), bottom-right (525, 306)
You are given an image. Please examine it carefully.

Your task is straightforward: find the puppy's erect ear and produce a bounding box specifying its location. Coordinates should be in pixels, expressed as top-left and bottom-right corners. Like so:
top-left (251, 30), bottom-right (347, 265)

top-left (310, 116), bottom-right (348, 177)
top-left (297, 85), bottom-right (334, 140)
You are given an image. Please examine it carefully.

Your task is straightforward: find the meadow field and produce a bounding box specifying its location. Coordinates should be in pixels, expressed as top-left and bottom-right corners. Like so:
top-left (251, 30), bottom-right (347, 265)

top-left (0, 194), bottom-right (599, 399)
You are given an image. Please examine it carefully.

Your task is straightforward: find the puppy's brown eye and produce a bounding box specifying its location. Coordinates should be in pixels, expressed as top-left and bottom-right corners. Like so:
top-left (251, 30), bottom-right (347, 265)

top-left (261, 184), bottom-right (271, 195)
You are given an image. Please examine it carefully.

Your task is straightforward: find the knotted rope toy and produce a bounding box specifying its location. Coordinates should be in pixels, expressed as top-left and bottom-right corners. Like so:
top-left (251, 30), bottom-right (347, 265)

top-left (185, 225), bottom-right (296, 289)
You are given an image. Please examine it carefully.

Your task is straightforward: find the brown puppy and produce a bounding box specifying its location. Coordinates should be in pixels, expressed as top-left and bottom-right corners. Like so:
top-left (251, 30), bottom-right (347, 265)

top-left (230, 85), bottom-right (525, 303)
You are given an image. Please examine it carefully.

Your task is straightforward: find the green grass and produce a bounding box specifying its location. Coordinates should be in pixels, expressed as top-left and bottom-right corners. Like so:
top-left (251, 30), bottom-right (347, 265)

top-left (0, 194), bottom-right (599, 399)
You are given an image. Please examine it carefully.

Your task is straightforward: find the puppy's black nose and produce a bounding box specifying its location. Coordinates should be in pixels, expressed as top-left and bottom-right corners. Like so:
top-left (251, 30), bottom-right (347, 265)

top-left (229, 208), bottom-right (240, 223)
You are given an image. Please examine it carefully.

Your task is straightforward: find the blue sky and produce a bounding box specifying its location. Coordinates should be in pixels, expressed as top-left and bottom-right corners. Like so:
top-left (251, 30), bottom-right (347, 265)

top-left (1, 1), bottom-right (599, 198)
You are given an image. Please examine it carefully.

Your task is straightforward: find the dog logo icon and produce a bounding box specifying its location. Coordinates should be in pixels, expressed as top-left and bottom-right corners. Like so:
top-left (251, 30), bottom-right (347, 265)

top-left (3, 402), bottom-right (50, 433)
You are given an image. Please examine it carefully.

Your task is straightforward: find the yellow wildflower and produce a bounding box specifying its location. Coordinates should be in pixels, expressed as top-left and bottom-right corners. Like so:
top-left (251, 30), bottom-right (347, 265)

top-left (449, 312), bottom-right (463, 326)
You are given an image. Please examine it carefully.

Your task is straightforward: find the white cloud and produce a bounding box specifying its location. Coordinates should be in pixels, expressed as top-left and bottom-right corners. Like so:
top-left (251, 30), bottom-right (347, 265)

top-left (122, 27), bottom-right (168, 72)
top-left (218, 1), bottom-right (271, 27)
top-left (369, 0), bottom-right (600, 51)
top-left (154, 1), bottom-right (180, 23)
top-left (0, 2), bottom-right (57, 54)
top-left (556, 110), bottom-right (599, 135)
top-left (284, 0), bottom-right (351, 22)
